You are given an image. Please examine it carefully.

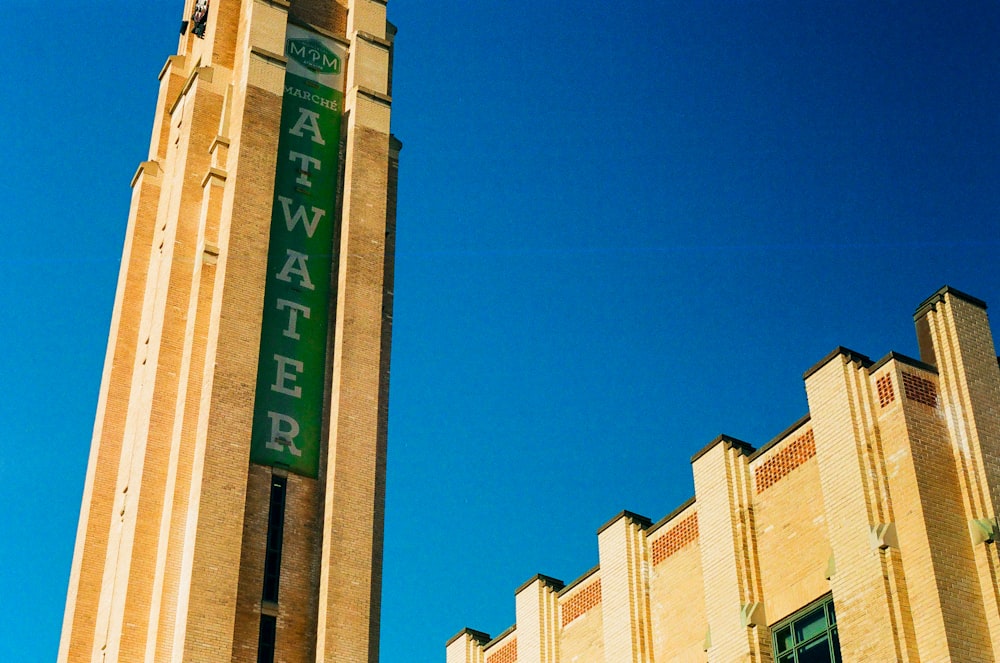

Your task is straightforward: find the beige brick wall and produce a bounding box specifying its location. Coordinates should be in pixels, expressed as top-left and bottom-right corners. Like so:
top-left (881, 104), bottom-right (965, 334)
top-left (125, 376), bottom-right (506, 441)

top-left (560, 602), bottom-right (604, 663)
top-left (648, 505), bottom-right (706, 662)
top-left (515, 575), bottom-right (562, 663)
top-left (447, 629), bottom-right (489, 663)
top-left (484, 630), bottom-right (518, 663)
top-left (597, 513), bottom-right (654, 662)
top-left (805, 350), bottom-right (920, 661)
top-left (916, 289), bottom-right (1000, 658)
top-left (693, 438), bottom-right (770, 662)
top-left (751, 429), bottom-right (829, 625)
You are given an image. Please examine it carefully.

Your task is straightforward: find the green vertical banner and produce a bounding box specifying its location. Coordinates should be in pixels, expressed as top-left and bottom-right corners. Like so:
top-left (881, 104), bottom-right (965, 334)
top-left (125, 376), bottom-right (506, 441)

top-left (250, 25), bottom-right (346, 478)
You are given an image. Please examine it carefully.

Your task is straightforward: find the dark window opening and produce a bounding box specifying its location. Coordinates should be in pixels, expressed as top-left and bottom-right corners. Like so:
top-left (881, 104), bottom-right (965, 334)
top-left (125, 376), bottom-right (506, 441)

top-left (772, 594), bottom-right (841, 663)
top-left (262, 475), bottom-right (287, 603)
top-left (257, 614), bottom-right (277, 663)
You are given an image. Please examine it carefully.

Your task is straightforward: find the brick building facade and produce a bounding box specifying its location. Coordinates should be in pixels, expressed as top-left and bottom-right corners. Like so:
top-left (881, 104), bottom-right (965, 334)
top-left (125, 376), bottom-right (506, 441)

top-left (448, 287), bottom-right (1000, 663)
top-left (58, 1), bottom-right (397, 661)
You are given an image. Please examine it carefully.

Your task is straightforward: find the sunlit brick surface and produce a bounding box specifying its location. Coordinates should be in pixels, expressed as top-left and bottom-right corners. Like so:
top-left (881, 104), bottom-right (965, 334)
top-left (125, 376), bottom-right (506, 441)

top-left (561, 580), bottom-right (602, 627)
top-left (485, 638), bottom-right (517, 663)
top-left (754, 429), bottom-right (816, 493)
top-left (877, 374), bottom-right (895, 407)
top-left (650, 514), bottom-right (699, 565)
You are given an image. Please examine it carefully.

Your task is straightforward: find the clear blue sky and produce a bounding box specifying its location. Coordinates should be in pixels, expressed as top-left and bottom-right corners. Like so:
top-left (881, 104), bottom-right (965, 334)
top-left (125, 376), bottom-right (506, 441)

top-left (1, 1), bottom-right (998, 661)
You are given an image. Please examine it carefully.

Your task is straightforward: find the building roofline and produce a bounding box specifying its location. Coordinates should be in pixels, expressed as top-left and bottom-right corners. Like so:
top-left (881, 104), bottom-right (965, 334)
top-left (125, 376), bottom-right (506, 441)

top-left (648, 496), bottom-right (697, 535)
top-left (803, 346), bottom-right (873, 381)
top-left (690, 434), bottom-right (754, 464)
top-left (596, 510), bottom-right (653, 535)
top-left (515, 573), bottom-right (565, 595)
top-left (446, 627), bottom-right (491, 647)
top-left (558, 564), bottom-right (601, 596)
top-left (484, 624), bottom-right (516, 650)
top-left (870, 351), bottom-right (938, 374)
top-left (915, 285), bottom-right (988, 319)
top-left (748, 414), bottom-right (812, 461)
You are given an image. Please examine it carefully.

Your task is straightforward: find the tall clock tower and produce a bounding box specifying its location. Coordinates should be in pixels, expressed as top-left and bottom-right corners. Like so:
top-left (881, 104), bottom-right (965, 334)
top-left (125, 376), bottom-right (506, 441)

top-left (58, 1), bottom-right (398, 661)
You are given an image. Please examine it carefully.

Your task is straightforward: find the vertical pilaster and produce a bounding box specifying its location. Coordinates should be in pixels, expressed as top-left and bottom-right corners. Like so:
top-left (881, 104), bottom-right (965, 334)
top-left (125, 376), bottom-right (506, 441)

top-left (916, 287), bottom-right (1000, 657)
top-left (57, 49), bottom-right (184, 663)
top-left (146, 139), bottom-right (229, 663)
top-left (315, 0), bottom-right (393, 661)
top-left (806, 349), bottom-right (917, 661)
top-left (514, 575), bottom-right (563, 663)
top-left (116, 62), bottom-right (230, 663)
top-left (871, 355), bottom-right (993, 660)
top-left (446, 629), bottom-right (490, 663)
top-left (597, 511), bottom-right (654, 663)
top-left (692, 437), bottom-right (770, 662)
top-left (172, 0), bottom-right (288, 659)
top-left (57, 158), bottom-right (164, 663)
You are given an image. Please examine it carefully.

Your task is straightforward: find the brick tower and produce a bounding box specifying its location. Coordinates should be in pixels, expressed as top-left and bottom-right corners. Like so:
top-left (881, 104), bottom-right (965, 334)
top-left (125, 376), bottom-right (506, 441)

top-left (58, 1), bottom-right (397, 661)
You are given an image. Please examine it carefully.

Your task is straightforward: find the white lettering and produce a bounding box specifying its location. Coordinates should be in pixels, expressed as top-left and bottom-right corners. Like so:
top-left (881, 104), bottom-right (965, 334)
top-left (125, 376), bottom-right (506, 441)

top-left (278, 195), bottom-right (325, 238)
top-left (276, 299), bottom-right (311, 340)
top-left (271, 354), bottom-right (304, 397)
top-left (289, 108), bottom-right (326, 145)
top-left (283, 86), bottom-right (339, 111)
top-left (266, 411), bottom-right (303, 456)
top-left (276, 249), bottom-right (315, 290)
top-left (288, 151), bottom-right (321, 188)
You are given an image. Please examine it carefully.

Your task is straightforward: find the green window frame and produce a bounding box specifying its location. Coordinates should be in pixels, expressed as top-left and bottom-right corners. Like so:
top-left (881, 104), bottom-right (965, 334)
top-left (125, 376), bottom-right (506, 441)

top-left (771, 594), bottom-right (841, 663)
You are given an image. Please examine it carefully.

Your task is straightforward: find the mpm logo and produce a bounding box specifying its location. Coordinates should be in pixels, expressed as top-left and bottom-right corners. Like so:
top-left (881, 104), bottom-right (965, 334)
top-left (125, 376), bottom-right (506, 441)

top-left (287, 38), bottom-right (342, 74)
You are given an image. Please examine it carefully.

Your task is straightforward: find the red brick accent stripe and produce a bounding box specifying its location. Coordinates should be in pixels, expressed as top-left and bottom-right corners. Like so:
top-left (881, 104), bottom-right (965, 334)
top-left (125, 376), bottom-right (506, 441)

top-left (876, 374), bottom-right (895, 407)
top-left (486, 638), bottom-right (517, 663)
top-left (651, 513), bottom-right (699, 565)
top-left (902, 372), bottom-right (938, 408)
top-left (754, 429), bottom-right (816, 493)
top-left (561, 579), bottom-right (601, 627)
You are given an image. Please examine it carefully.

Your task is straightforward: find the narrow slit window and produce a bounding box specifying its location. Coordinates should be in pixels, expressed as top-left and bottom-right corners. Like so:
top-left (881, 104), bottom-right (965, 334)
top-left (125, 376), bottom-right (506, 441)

top-left (262, 475), bottom-right (287, 603)
top-left (257, 614), bottom-right (277, 663)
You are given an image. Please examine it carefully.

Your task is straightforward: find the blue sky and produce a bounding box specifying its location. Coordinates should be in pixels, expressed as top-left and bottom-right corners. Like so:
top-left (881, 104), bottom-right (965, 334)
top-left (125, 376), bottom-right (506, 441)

top-left (1, 1), bottom-right (998, 661)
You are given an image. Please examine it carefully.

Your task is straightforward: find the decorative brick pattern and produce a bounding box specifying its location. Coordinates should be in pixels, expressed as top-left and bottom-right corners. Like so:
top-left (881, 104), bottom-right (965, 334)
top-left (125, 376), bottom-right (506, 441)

top-left (754, 429), bottom-right (816, 493)
top-left (561, 579), bottom-right (602, 627)
top-left (902, 372), bottom-right (938, 408)
top-left (651, 514), bottom-right (699, 565)
top-left (486, 637), bottom-right (517, 663)
top-left (876, 374), bottom-right (895, 407)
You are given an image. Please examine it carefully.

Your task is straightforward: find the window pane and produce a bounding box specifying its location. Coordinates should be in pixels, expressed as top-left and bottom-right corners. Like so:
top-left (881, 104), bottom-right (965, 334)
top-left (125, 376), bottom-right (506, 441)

top-left (772, 596), bottom-right (840, 663)
top-left (774, 625), bottom-right (793, 653)
top-left (794, 606), bottom-right (828, 644)
top-left (258, 615), bottom-right (276, 663)
top-left (799, 635), bottom-right (832, 663)
top-left (796, 634), bottom-right (831, 663)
